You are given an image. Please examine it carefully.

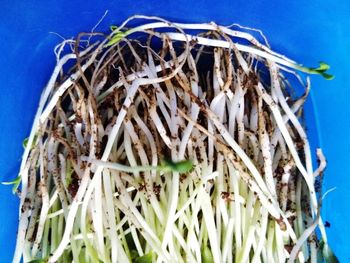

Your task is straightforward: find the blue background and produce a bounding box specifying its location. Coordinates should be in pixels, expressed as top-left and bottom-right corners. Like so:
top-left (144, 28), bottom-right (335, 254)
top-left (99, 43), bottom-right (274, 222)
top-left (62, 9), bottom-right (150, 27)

top-left (0, 1), bottom-right (349, 262)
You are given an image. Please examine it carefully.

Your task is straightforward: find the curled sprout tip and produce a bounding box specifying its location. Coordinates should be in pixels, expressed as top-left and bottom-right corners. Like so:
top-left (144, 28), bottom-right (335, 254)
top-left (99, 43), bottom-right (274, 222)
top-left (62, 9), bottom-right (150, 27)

top-left (298, 61), bottom-right (334, 80)
top-left (2, 175), bottom-right (21, 194)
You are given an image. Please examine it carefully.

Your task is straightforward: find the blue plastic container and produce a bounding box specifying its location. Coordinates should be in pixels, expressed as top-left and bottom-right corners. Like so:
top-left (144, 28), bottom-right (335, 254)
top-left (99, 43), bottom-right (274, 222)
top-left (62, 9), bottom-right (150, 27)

top-left (1, 1), bottom-right (349, 262)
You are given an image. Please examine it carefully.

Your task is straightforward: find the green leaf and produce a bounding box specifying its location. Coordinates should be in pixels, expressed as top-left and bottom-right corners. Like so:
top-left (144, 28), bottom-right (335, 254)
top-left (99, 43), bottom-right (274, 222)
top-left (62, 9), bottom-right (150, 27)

top-left (110, 25), bottom-right (118, 31)
top-left (311, 62), bottom-right (330, 72)
top-left (318, 62), bottom-right (331, 72)
top-left (161, 159), bottom-right (193, 173)
top-left (2, 175), bottom-right (21, 194)
top-left (23, 134), bottom-right (38, 150)
top-left (130, 250), bottom-right (139, 260)
top-left (134, 252), bottom-right (153, 263)
top-left (23, 137), bottom-right (29, 148)
top-left (319, 240), bottom-right (339, 263)
top-left (106, 30), bottom-right (128, 47)
top-left (201, 246), bottom-right (214, 263)
top-left (322, 243), bottom-right (340, 263)
top-left (320, 72), bottom-right (335, 80)
top-left (126, 232), bottom-right (137, 251)
top-left (65, 159), bottom-right (74, 186)
top-left (27, 258), bottom-right (47, 263)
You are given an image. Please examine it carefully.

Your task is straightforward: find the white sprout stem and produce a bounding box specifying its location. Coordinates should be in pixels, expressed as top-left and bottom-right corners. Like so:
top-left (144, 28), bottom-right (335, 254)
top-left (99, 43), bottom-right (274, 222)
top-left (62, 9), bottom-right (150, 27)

top-left (123, 18), bottom-right (296, 63)
top-left (258, 97), bottom-right (277, 199)
top-left (198, 184), bottom-right (222, 263)
top-left (314, 148), bottom-right (327, 178)
top-left (255, 82), bottom-right (318, 210)
top-left (148, 32), bottom-right (301, 71)
top-left (288, 213), bottom-right (320, 263)
top-left (103, 169), bottom-right (128, 263)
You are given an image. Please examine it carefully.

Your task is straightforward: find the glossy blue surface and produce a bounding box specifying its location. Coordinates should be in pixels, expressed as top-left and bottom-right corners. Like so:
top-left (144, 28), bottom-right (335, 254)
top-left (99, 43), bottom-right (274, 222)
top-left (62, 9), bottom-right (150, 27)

top-left (0, 1), bottom-right (349, 262)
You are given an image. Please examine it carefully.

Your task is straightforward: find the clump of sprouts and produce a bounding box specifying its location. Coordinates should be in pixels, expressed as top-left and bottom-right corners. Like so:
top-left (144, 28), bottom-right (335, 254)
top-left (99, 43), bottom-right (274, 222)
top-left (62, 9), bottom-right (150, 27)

top-left (9, 15), bottom-right (337, 263)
